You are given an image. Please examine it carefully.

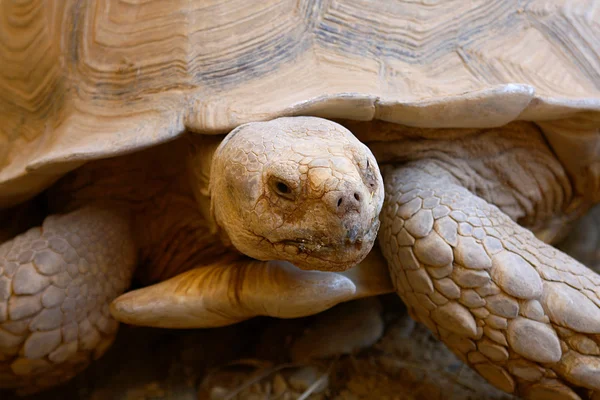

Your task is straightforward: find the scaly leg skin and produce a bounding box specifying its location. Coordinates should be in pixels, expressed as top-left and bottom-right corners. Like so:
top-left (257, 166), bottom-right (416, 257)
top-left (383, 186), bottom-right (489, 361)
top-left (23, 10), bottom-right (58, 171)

top-left (0, 206), bottom-right (136, 394)
top-left (379, 161), bottom-right (600, 400)
top-left (558, 204), bottom-right (600, 274)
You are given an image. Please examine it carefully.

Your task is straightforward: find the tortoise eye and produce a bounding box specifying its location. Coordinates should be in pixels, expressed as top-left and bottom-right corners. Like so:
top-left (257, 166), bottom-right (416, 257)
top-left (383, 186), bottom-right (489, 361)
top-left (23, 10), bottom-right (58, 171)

top-left (276, 181), bottom-right (290, 194)
top-left (270, 177), bottom-right (296, 200)
top-left (362, 158), bottom-right (377, 189)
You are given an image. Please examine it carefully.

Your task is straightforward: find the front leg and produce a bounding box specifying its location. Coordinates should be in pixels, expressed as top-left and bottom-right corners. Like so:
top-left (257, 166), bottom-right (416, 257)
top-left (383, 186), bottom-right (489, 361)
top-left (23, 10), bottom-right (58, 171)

top-left (379, 161), bottom-right (600, 399)
top-left (110, 249), bottom-right (393, 328)
top-left (0, 206), bottom-right (137, 394)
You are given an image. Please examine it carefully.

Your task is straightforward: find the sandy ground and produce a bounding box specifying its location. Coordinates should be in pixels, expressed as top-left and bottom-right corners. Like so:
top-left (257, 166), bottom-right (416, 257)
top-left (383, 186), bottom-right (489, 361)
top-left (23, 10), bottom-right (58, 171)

top-left (2, 295), bottom-right (514, 400)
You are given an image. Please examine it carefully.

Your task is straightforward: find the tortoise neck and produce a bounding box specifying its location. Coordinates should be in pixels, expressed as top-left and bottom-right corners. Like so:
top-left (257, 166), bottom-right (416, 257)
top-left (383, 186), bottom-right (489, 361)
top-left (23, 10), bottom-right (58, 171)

top-left (186, 133), bottom-right (234, 247)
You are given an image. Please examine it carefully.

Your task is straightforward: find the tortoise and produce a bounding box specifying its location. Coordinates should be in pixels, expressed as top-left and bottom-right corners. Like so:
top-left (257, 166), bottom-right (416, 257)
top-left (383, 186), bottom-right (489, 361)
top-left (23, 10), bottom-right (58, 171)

top-left (1, 0), bottom-right (600, 398)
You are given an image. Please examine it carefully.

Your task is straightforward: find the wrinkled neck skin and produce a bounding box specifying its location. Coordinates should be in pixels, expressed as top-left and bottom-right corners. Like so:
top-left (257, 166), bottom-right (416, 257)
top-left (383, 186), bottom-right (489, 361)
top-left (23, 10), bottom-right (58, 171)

top-left (191, 117), bottom-right (385, 272)
top-left (186, 134), bottom-right (226, 240)
top-left (356, 120), bottom-right (580, 244)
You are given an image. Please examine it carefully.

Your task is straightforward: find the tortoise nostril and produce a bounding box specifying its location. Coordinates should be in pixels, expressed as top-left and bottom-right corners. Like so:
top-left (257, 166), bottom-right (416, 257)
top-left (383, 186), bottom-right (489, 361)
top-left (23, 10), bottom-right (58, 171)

top-left (335, 191), bottom-right (363, 213)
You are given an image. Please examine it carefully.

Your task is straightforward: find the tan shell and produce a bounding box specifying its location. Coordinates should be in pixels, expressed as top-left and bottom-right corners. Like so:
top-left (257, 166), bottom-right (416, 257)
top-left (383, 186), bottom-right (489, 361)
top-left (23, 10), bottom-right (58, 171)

top-left (1, 0), bottom-right (599, 207)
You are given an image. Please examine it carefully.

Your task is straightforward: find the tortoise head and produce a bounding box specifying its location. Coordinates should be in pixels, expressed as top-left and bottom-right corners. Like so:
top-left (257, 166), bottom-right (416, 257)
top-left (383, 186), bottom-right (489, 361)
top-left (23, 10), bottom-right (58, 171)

top-left (208, 116), bottom-right (384, 271)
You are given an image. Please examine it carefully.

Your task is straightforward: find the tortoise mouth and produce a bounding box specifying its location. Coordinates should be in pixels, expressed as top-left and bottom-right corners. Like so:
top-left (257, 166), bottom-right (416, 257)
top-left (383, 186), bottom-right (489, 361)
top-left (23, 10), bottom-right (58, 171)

top-left (274, 219), bottom-right (380, 271)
